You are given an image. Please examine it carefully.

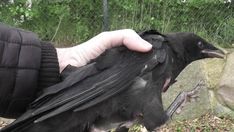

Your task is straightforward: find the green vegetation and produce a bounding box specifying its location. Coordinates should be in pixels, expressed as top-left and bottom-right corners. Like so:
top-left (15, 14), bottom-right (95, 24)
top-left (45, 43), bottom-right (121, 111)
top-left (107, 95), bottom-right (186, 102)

top-left (0, 0), bottom-right (233, 47)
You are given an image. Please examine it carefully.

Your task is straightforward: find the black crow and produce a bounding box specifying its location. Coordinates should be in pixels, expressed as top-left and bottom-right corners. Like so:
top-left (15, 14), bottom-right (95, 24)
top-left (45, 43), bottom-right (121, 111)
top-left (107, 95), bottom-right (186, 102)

top-left (1, 30), bottom-right (224, 132)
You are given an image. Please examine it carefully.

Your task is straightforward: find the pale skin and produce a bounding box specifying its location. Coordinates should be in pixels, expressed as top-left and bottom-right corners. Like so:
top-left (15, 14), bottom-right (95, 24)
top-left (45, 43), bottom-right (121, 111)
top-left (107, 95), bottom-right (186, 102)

top-left (56, 29), bottom-right (152, 72)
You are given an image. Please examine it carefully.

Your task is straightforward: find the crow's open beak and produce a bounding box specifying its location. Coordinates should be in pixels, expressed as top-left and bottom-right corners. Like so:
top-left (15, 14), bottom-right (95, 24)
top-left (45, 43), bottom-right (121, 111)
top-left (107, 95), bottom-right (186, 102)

top-left (201, 49), bottom-right (225, 58)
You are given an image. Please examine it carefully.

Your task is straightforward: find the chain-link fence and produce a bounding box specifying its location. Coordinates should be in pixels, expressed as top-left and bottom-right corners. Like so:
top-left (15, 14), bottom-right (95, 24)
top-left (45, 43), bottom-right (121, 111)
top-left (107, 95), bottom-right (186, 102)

top-left (0, 0), bottom-right (233, 47)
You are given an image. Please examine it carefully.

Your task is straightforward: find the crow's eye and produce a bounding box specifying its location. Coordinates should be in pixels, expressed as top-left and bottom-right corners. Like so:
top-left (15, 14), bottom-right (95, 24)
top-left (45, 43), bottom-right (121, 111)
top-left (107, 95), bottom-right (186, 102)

top-left (198, 41), bottom-right (204, 49)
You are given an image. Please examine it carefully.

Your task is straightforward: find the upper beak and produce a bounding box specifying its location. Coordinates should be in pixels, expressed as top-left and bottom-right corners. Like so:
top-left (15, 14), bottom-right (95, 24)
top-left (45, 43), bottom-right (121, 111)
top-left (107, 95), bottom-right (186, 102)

top-left (201, 49), bottom-right (225, 58)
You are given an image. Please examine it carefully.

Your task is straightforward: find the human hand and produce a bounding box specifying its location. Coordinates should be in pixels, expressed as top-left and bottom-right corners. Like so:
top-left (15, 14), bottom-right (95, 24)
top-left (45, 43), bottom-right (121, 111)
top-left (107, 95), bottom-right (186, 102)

top-left (56, 29), bottom-right (152, 72)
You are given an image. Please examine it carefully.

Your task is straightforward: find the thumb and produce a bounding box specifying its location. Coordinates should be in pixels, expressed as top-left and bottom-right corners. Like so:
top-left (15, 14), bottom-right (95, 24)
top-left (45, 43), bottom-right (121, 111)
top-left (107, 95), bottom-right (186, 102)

top-left (123, 34), bottom-right (152, 52)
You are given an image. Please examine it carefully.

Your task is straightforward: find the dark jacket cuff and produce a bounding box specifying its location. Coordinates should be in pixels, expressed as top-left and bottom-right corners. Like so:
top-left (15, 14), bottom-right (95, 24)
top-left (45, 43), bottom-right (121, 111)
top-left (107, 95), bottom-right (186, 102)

top-left (38, 41), bottom-right (60, 93)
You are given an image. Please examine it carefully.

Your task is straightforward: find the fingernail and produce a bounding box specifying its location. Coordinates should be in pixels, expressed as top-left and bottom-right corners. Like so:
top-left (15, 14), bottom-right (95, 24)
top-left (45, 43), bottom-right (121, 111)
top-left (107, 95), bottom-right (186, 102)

top-left (143, 41), bottom-right (152, 51)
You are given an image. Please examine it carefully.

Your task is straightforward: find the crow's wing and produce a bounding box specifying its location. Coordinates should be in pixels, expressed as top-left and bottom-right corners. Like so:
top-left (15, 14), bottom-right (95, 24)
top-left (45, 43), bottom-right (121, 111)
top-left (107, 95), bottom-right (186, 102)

top-left (31, 62), bottom-right (100, 108)
top-left (33, 47), bottom-right (164, 123)
top-left (60, 64), bottom-right (83, 80)
top-left (1, 30), bottom-right (167, 132)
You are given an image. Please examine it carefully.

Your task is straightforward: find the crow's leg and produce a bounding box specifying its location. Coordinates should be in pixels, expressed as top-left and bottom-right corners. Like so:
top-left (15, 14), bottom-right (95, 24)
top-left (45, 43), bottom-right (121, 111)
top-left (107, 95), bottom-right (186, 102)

top-left (90, 126), bottom-right (107, 132)
top-left (166, 81), bottom-right (204, 118)
top-left (115, 121), bottom-right (148, 132)
top-left (114, 121), bottom-right (135, 132)
top-left (90, 121), bottom-right (135, 132)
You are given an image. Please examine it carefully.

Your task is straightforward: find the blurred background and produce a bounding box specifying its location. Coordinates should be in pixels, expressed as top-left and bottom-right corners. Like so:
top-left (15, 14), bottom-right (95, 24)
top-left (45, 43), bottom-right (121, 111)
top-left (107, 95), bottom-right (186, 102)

top-left (0, 0), bottom-right (233, 47)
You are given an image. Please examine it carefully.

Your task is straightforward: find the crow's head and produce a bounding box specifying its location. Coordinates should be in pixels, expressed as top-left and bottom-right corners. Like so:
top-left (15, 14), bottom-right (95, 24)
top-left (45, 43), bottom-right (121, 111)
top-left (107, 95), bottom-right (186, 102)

top-left (167, 32), bottom-right (225, 63)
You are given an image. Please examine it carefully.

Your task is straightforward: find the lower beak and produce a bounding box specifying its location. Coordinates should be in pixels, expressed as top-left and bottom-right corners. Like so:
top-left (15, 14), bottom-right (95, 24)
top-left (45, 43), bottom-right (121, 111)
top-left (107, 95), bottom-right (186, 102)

top-left (201, 49), bottom-right (225, 58)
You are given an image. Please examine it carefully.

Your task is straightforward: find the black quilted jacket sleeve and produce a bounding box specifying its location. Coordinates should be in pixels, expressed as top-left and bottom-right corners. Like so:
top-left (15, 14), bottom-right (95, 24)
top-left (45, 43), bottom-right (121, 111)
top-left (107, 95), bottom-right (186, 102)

top-left (0, 24), bottom-right (60, 118)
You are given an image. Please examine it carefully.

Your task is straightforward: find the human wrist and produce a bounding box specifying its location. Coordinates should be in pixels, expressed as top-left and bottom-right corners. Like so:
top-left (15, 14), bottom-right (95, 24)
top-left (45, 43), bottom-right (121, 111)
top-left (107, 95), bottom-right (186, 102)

top-left (56, 46), bottom-right (88, 72)
top-left (56, 47), bottom-right (72, 72)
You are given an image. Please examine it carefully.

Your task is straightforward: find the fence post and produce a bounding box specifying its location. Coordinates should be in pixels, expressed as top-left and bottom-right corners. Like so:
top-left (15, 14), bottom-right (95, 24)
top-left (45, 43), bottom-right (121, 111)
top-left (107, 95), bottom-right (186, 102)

top-left (102, 0), bottom-right (109, 31)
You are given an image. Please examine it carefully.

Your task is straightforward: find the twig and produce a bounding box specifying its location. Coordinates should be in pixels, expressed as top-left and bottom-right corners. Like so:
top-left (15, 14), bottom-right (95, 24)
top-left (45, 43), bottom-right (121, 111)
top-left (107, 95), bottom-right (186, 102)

top-left (51, 15), bottom-right (64, 42)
